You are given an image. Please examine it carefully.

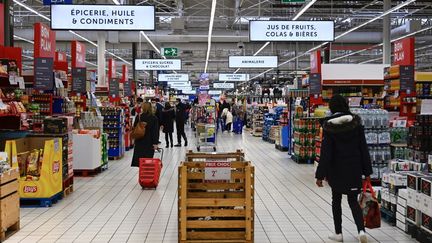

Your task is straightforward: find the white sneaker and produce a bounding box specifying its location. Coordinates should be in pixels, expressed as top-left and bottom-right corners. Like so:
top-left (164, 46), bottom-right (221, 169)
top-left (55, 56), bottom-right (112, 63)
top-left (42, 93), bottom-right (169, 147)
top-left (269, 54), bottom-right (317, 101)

top-left (359, 231), bottom-right (368, 243)
top-left (328, 233), bottom-right (343, 242)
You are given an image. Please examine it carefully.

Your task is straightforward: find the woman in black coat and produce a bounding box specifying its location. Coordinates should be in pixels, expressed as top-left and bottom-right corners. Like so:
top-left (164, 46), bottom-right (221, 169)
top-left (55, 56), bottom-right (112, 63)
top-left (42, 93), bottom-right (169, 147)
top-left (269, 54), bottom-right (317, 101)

top-left (131, 102), bottom-right (159, 167)
top-left (315, 95), bottom-right (372, 243)
top-left (160, 102), bottom-right (175, 148)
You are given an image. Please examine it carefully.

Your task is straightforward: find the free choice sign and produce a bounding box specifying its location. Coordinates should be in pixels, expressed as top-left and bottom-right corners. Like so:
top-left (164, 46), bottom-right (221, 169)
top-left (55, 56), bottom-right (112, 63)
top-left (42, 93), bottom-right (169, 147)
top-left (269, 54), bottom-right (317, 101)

top-left (158, 73), bottom-right (189, 82)
top-left (50, 5), bottom-right (155, 30)
top-left (249, 21), bottom-right (334, 42)
top-left (229, 56), bottom-right (278, 68)
top-left (135, 59), bottom-right (181, 70)
top-left (218, 73), bottom-right (249, 82)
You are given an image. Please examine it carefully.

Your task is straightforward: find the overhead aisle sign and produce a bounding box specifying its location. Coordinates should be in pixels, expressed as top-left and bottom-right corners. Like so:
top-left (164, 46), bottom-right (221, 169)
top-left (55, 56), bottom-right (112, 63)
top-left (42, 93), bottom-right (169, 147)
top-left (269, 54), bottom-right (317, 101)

top-left (169, 82), bottom-right (191, 87)
top-left (135, 59), bottom-right (181, 70)
top-left (218, 73), bottom-right (249, 82)
top-left (229, 56), bottom-right (278, 68)
top-left (249, 21), bottom-right (334, 42)
top-left (214, 83), bottom-right (234, 89)
top-left (50, 5), bottom-right (155, 30)
top-left (158, 73), bottom-right (188, 82)
top-left (208, 90), bottom-right (222, 95)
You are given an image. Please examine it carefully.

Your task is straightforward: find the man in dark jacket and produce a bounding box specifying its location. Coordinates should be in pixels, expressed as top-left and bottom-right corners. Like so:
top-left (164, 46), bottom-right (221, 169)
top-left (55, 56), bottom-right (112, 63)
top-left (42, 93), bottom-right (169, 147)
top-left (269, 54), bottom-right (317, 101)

top-left (174, 99), bottom-right (188, 147)
top-left (315, 95), bottom-right (372, 243)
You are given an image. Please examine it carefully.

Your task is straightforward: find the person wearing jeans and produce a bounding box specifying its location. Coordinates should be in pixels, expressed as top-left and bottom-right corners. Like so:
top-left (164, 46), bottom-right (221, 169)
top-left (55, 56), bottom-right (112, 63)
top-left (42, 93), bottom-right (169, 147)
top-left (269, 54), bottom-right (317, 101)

top-left (315, 95), bottom-right (372, 243)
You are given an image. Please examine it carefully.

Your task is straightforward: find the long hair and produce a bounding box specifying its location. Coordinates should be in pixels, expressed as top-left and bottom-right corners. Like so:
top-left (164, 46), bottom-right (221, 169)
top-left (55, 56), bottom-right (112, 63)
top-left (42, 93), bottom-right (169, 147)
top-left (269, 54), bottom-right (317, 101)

top-left (141, 102), bottom-right (153, 115)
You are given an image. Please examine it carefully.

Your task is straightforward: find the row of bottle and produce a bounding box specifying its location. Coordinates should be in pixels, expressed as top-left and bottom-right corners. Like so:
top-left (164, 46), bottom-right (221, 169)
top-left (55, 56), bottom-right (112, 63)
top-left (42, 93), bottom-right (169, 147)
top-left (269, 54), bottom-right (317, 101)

top-left (369, 146), bottom-right (392, 165)
top-left (416, 83), bottom-right (432, 97)
top-left (351, 108), bottom-right (389, 128)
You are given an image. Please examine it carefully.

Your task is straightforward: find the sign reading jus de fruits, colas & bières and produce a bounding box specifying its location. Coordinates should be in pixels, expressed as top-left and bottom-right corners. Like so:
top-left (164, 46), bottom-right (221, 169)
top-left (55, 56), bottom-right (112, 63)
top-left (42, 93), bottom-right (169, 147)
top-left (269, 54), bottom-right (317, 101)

top-left (50, 5), bottom-right (155, 30)
top-left (158, 73), bottom-right (189, 82)
top-left (218, 73), bottom-right (249, 82)
top-left (135, 59), bottom-right (182, 70)
top-left (229, 56), bottom-right (278, 68)
top-left (249, 21), bottom-right (334, 42)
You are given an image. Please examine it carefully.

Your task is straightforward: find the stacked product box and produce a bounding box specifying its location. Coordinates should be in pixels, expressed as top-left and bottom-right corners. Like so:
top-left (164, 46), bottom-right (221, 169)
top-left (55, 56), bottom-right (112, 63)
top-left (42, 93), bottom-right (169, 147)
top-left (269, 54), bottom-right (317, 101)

top-left (419, 175), bottom-right (432, 234)
top-left (408, 115), bottom-right (432, 164)
top-left (397, 189), bottom-right (409, 232)
top-left (100, 107), bottom-right (125, 158)
top-left (293, 117), bottom-right (319, 163)
top-left (406, 172), bottom-right (432, 229)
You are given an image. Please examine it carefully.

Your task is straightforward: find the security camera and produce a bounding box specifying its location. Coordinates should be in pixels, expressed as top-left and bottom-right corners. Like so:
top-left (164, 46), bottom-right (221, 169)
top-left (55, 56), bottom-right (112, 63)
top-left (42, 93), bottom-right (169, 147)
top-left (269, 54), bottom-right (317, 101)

top-left (237, 42), bottom-right (245, 49)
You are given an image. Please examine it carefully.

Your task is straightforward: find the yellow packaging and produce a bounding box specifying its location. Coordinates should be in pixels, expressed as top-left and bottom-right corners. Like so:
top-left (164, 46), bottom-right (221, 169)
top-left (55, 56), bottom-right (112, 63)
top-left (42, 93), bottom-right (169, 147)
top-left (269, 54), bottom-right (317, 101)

top-left (5, 138), bottom-right (62, 198)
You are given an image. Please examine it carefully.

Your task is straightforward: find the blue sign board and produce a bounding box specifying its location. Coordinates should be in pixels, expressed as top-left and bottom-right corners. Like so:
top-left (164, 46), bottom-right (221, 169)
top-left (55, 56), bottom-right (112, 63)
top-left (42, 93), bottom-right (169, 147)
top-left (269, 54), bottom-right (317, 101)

top-left (43, 0), bottom-right (72, 5)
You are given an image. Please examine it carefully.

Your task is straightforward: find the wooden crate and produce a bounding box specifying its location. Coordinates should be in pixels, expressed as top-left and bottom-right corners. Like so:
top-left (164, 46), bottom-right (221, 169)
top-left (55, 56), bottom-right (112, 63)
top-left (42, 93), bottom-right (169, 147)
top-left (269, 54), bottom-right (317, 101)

top-left (0, 169), bottom-right (20, 241)
top-left (186, 150), bottom-right (245, 162)
top-left (178, 157), bottom-right (254, 243)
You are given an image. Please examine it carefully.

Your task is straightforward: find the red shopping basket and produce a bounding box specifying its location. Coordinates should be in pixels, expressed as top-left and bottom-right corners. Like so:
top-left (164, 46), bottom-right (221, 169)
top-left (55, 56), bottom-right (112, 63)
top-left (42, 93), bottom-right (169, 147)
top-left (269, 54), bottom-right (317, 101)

top-left (139, 149), bottom-right (163, 189)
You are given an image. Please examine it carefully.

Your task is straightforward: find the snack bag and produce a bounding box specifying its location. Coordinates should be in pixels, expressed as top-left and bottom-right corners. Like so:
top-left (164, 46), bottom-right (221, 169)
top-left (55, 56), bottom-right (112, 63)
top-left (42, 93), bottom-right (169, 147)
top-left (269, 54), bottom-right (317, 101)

top-left (17, 151), bottom-right (29, 177)
top-left (26, 149), bottom-right (40, 177)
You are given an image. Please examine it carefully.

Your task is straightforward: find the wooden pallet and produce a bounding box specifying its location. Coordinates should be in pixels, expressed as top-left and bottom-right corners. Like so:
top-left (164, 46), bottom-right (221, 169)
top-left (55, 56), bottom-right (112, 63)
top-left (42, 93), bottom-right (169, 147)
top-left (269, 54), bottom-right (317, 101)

top-left (63, 185), bottom-right (74, 197)
top-left (178, 154), bottom-right (254, 243)
top-left (20, 191), bottom-right (63, 207)
top-left (0, 220), bottom-right (20, 242)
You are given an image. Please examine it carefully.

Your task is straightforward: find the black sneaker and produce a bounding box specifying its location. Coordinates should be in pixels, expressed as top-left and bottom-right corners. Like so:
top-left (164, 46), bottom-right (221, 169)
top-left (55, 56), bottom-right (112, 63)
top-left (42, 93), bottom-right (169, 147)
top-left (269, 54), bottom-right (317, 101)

top-left (174, 144), bottom-right (181, 147)
top-left (165, 145), bottom-right (169, 148)
top-left (184, 141), bottom-right (188, 146)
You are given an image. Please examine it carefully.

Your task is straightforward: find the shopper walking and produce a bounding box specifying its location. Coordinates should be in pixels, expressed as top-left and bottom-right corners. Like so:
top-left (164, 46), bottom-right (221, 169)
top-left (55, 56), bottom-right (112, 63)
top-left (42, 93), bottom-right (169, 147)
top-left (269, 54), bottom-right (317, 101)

top-left (174, 99), bottom-right (188, 147)
top-left (131, 102), bottom-right (159, 167)
top-left (221, 108), bottom-right (233, 132)
top-left (315, 94), bottom-right (372, 243)
top-left (161, 102), bottom-right (175, 148)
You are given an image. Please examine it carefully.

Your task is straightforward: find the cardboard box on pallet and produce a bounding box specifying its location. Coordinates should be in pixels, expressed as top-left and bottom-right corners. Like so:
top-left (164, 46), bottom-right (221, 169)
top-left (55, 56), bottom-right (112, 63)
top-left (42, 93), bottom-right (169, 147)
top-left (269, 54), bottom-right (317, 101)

top-left (407, 172), bottom-right (429, 191)
top-left (421, 212), bottom-right (432, 234)
top-left (407, 205), bottom-right (422, 225)
top-left (421, 177), bottom-right (432, 197)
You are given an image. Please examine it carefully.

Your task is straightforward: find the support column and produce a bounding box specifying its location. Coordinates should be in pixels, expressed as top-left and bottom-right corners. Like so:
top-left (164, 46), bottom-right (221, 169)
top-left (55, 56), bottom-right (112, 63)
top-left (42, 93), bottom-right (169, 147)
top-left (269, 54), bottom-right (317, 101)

top-left (132, 43), bottom-right (137, 81)
top-left (1, 0), bottom-right (13, 46)
top-left (383, 0), bottom-right (391, 64)
top-left (295, 42), bottom-right (299, 70)
top-left (178, 0), bottom-right (184, 17)
top-left (97, 32), bottom-right (106, 86)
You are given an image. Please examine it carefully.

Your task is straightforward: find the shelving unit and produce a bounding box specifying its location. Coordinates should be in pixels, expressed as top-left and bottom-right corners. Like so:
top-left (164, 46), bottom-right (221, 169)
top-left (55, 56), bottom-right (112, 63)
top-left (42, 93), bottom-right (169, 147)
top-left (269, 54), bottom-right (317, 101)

top-left (252, 106), bottom-right (267, 137)
top-left (292, 117), bottom-right (319, 164)
top-left (100, 107), bottom-right (125, 159)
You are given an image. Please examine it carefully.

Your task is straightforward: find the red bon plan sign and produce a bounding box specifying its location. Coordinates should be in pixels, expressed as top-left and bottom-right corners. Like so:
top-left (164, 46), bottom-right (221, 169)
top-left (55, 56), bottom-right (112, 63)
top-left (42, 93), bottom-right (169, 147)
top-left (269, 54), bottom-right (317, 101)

top-left (394, 37), bottom-right (415, 66)
top-left (34, 23), bottom-right (56, 58)
top-left (72, 40), bottom-right (86, 68)
top-left (310, 50), bottom-right (321, 74)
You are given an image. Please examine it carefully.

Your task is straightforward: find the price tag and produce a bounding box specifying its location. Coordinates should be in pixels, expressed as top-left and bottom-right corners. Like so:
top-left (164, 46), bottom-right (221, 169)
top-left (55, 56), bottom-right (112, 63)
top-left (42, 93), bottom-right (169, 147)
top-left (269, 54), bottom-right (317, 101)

top-left (394, 118), bottom-right (407, 128)
top-left (204, 161), bottom-right (231, 182)
top-left (17, 77), bottom-right (25, 89)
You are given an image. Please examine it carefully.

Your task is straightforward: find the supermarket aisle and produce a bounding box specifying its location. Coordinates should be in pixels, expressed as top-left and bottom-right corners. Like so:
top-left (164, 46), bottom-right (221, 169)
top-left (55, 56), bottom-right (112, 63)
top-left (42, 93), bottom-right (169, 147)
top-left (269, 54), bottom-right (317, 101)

top-left (6, 130), bottom-right (416, 243)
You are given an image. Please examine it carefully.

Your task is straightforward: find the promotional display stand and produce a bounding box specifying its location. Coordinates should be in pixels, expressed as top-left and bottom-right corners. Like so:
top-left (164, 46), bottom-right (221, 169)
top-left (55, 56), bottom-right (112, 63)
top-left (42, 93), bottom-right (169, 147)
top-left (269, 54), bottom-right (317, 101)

top-left (72, 133), bottom-right (103, 176)
top-left (5, 137), bottom-right (63, 207)
top-left (178, 150), bottom-right (254, 243)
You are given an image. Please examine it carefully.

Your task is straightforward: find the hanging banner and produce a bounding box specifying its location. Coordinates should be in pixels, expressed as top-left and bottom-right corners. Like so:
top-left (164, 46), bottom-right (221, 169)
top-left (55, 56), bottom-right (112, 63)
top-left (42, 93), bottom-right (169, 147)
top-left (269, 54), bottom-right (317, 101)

top-left (135, 59), bottom-right (181, 70)
top-left (229, 56), bottom-right (278, 68)
top-left (158, 73), bottom-right (189, 82)
top-left (124, 79), bottom-right (132, 97)
top-left (393, 37), bottom-right (415, 66)
top-left (108, 59), bottom-right (116, 79)
top-left (71, 40), bottom-right (86, 68)
top-left (71, 67), bottom-right (87, 93)
top-left (50, 5), bottom-right (155, 31)
top-left (34, 23), bottom-right (56, 58)
top-left (169, 82), bottom-right (191, 87)
top-left (54, 51), bottom-right (68, 71)
top-left (218, 73), bottom-right (249, 82)
top-left (121, 64), bottom-right (128, 83)
top-left (34, 57), bottom-right (54, 90)
top-left (249, 21), bottom-right (335, 42)
top-left (309, 73), bottom-right (322, 95)
top-left (310, 50), bottom-right (321, 74)
top-left (208, 90), bottom-right (222, 95)
top-left (109, 78), bottom-right (120, 97)
top-left (213, 82), bottom-right (235, 89)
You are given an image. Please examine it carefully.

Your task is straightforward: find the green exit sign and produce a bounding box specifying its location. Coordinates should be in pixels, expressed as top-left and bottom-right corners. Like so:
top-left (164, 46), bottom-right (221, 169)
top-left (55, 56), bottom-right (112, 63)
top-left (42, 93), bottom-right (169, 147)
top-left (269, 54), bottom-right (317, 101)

top-left (161, 48), bottom-right (178, 57)
top-left (282, 0), bottom-right (305, 3)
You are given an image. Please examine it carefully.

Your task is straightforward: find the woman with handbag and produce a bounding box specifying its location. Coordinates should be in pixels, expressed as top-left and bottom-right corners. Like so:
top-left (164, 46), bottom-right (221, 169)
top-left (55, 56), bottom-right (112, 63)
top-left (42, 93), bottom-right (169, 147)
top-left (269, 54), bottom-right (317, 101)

top-left (160, 102), bottom-right (176, 148)
top-left (131, 102), bottom-right (159, 167)
top-left (315, 95), bottom-right (373, 243)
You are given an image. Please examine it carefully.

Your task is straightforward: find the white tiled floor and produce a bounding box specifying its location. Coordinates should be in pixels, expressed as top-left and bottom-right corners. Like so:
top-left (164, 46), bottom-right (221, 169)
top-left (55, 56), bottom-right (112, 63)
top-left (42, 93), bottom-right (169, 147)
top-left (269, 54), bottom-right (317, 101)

top-left (6, 128), bottom-right (417, 243)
